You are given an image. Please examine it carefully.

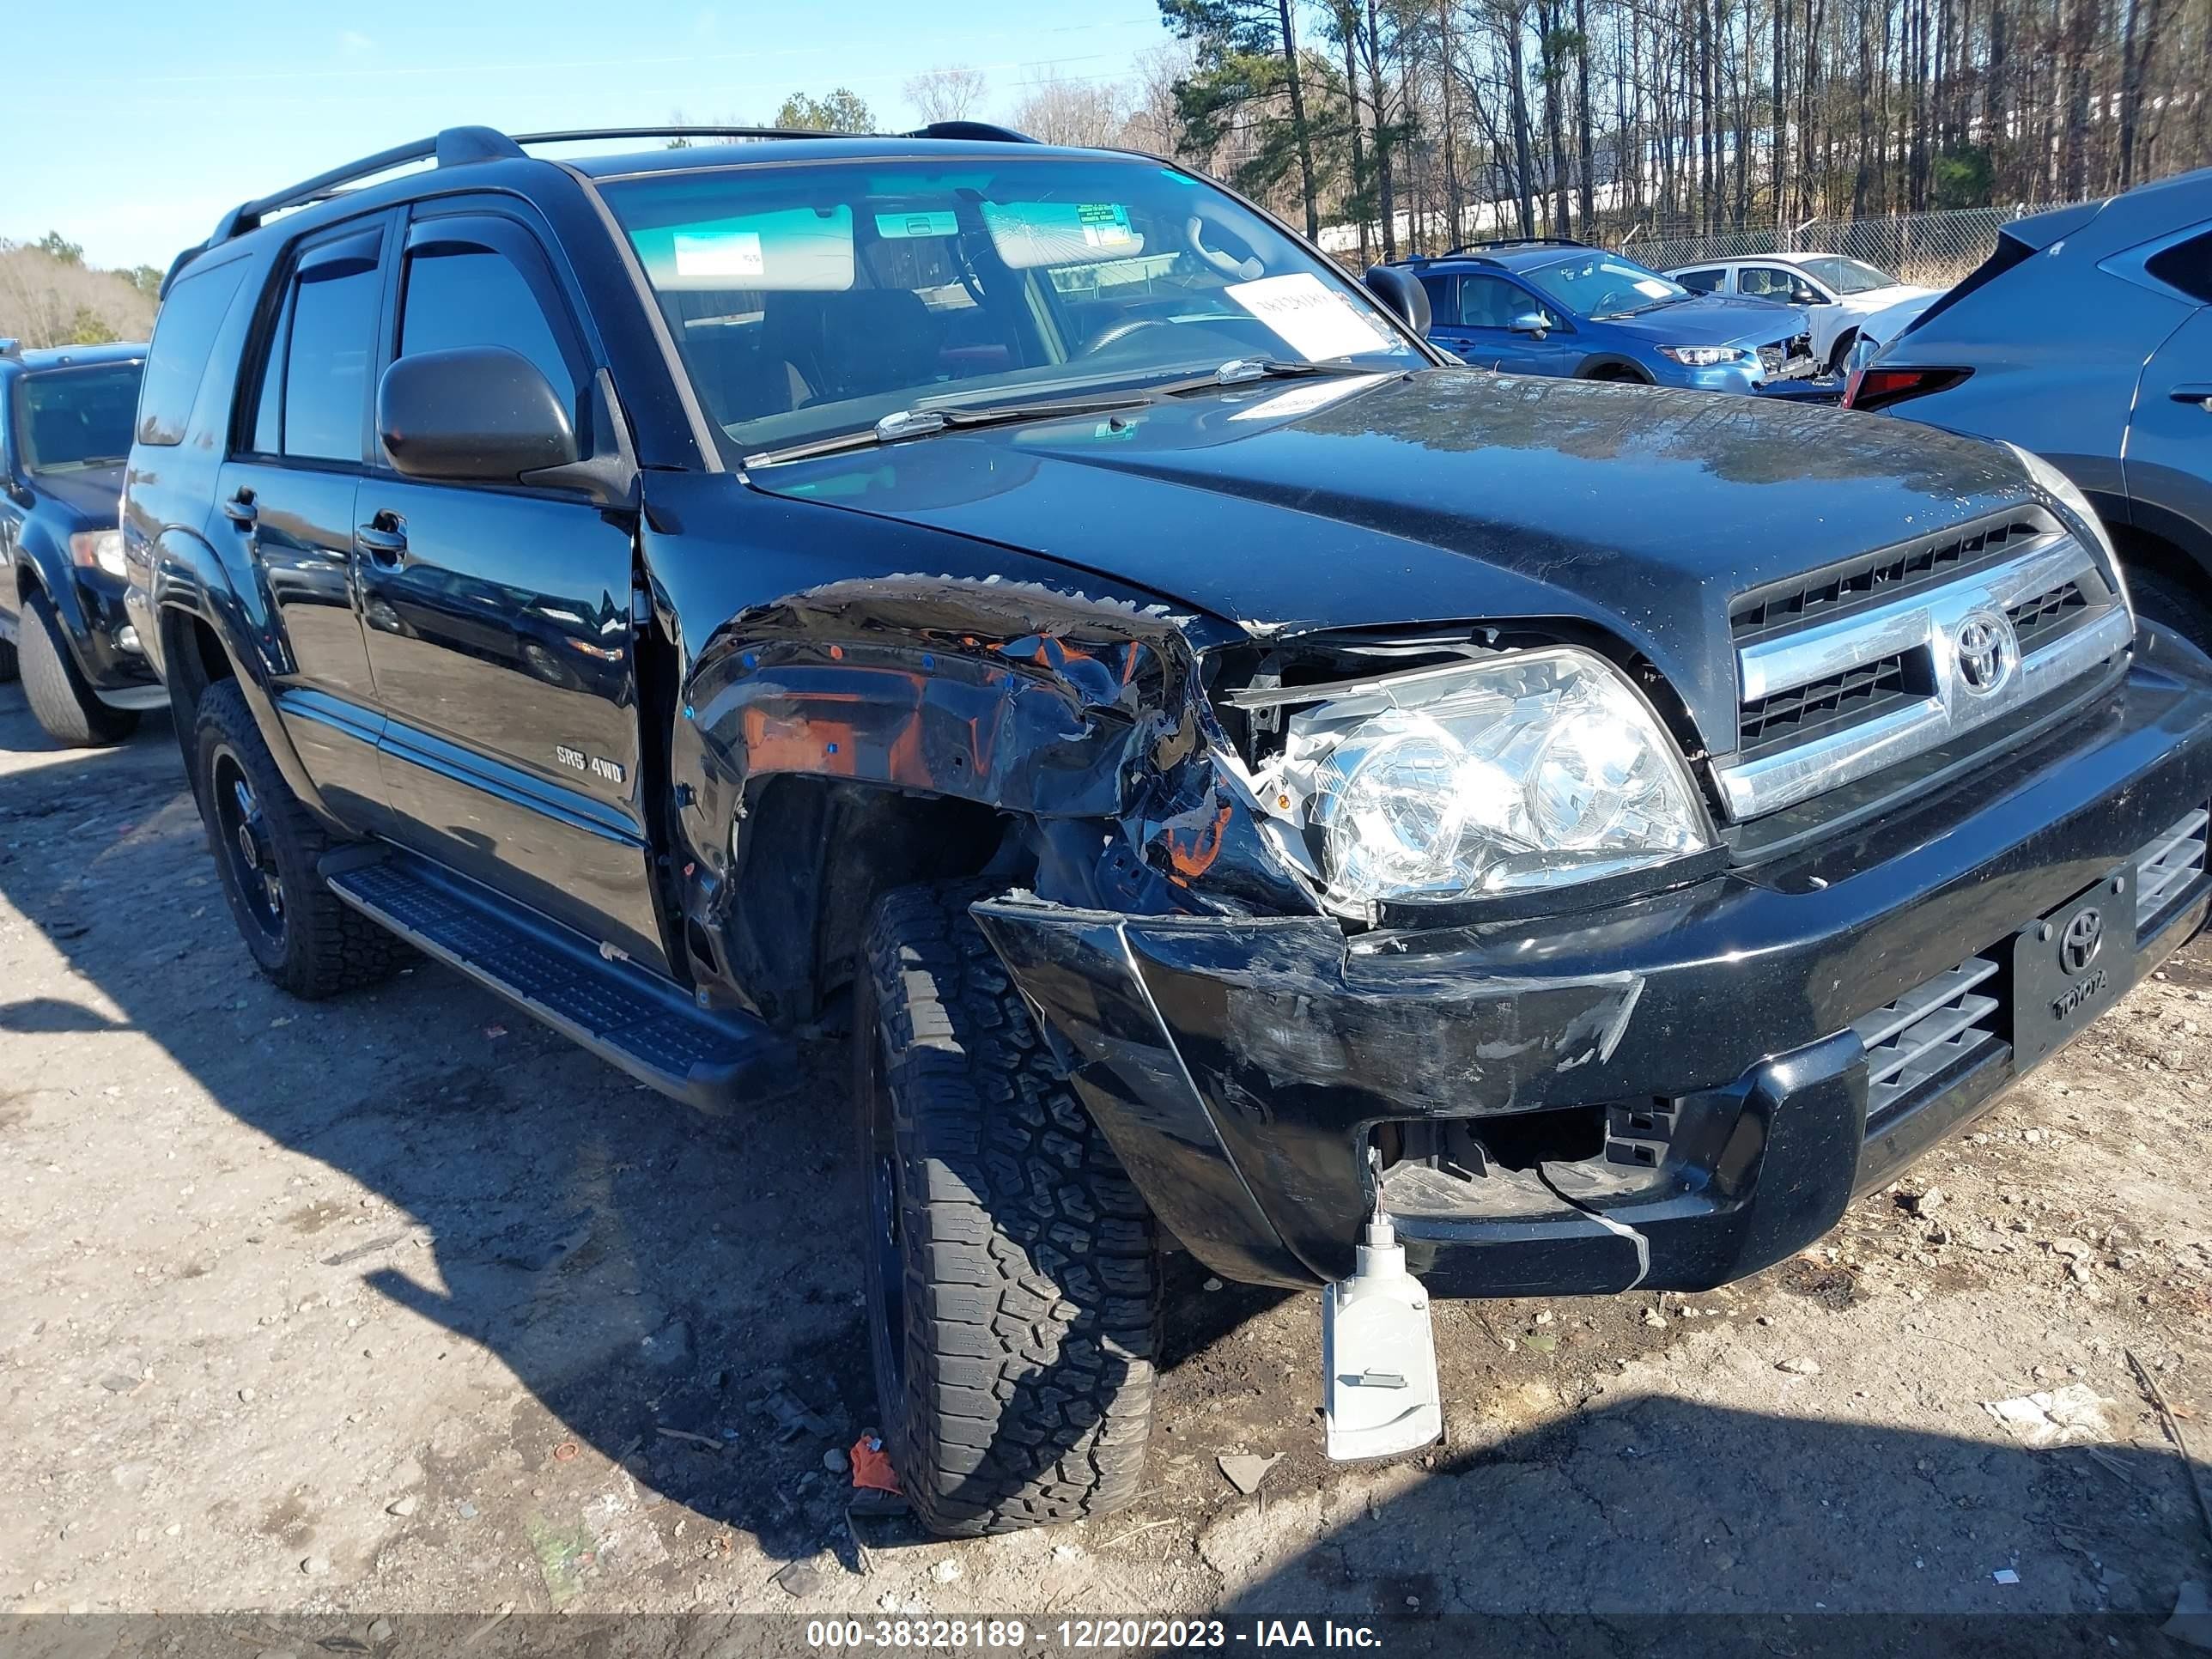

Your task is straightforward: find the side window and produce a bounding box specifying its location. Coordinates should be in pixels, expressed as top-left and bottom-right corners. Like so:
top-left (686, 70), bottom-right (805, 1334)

top-left (1416, 273), bottom-right (1456, 324)
top-left (1740, 265), bottom-right (1799, 300)
top-left (398, 243), bottom-right (578, 412)
top-left (1455, 274), bottom-right (1531, 329)
top-left (274, 232), bottom-right (385, 465)
top-left (1675, 267), bottom-right (1725, 294)
top-left (138, 258), bottom-right (250, 447)
top-left (2147, 229), bottom-right (2212, 304)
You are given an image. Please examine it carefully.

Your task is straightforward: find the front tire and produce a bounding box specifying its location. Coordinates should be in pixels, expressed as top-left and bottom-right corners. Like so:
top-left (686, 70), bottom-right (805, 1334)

top-left (192, 679), bottom-right (402, 999)
top-left (18, 590), bottom-right (136, 746)
top-left (856, 882), bottom-right (1159, 1536)
top-left (2126, 564), bottom-right (2212, 658)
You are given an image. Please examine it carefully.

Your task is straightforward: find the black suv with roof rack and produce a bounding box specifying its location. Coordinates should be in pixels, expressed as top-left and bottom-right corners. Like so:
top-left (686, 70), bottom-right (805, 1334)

top-left (125, 121), bottom-right (2212, 1535)
top-left (2, 339), bottom-right (162, 744)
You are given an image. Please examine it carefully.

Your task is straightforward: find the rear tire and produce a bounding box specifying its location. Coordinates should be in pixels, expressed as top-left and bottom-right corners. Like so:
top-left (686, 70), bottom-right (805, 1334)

top-left (192, 678), bottom-right (403, 1000)
top-left (19, 590), bottom-right (136, 747)
top-left (2126, 564), bottom-right (2212, 658)
top-left (856, 881), bottom-right (1159, 1536)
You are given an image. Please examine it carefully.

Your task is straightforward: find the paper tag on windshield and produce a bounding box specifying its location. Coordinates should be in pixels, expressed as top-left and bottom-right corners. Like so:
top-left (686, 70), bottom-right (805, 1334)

top-left (1632, 277), bottom-right (1674, 298)
top-left (1225, 274), bottom-right (1392, 362)
top-left (673, 229), bottom-right (764, 278)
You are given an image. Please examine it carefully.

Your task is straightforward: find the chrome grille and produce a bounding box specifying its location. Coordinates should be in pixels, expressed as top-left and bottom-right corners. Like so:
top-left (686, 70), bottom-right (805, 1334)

top-left (1731, 515), bottom-right (2046, 642)
top-left (1717, 508), bottom-right (2130, 820)
top-left (2136, 805), bottom-right (2209, 938)
top-left (1851, 955), bottom-right (2006, 1133)
top-left (2007, 580), bottom-right (2091, 649)
top-left (1738, 653), bottom-right (1918, 757)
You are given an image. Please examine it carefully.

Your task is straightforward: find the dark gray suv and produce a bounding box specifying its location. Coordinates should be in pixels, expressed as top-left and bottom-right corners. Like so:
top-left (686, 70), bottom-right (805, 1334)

top-left (1848, 167), bottom-right (2212, 650)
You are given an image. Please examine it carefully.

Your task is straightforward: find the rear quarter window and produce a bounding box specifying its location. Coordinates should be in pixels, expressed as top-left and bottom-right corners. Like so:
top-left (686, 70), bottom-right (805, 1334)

top-left (2146, 230), bottom-right (2212, 305)
top-left (137, 258), bottom-right (251, 447)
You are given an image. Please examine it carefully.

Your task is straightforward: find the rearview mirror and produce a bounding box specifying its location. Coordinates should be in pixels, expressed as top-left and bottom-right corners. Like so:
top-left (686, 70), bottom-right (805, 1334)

top-left (1361, 265), bottom-right (1431, 336)
top-left (378, 346), bottom-right (578, 483)
top-left (1510, 313), bottom-right (1551, 338)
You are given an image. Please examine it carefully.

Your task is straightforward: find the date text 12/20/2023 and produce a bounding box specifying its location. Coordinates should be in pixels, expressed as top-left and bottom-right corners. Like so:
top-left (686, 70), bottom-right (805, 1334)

top-left (802, 1620), bottom-right (1388, 1650)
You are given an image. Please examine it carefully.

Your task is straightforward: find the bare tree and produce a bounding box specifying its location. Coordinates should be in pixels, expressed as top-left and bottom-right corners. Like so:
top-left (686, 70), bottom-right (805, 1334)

top-left (1010, 72), bottom-right (1133, 148)
top-left (904, 65), bottom-right (990, 125)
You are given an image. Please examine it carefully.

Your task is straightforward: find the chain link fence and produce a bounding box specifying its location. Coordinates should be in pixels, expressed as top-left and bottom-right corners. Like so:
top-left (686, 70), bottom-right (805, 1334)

top-left (1620, 204), bottom-right (2082, 286)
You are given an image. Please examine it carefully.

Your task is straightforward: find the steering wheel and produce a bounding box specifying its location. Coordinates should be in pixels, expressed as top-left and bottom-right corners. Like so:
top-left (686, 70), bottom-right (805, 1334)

top-left (1080, 317), bottom-right (1172, 356)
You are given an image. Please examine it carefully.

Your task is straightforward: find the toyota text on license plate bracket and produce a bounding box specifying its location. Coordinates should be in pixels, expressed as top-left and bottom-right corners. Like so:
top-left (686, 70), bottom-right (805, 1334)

top-left (2010, 870), bottom-right (2130, 1070)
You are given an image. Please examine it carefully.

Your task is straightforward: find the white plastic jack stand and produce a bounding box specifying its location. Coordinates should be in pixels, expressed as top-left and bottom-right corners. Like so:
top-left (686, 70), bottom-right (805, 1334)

top-left (1322, 1216), bottom-right (1443, 1461)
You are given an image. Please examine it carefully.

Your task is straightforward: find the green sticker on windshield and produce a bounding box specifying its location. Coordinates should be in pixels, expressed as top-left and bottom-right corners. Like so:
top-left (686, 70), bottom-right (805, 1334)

top-left (875, 210), bottom-right (959, 240)
top-left (981, 201), bottom-right (1140, 270)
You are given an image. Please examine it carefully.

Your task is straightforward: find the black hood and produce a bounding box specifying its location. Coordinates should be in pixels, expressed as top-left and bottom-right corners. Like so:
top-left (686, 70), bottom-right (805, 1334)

top-left (30, 464), bottom-right (125, 527)
top-left (744, 368), bottom-right (2034, 749)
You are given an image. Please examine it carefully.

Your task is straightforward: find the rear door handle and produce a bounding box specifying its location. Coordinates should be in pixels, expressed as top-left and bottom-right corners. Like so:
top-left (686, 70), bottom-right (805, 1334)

top-left (222, 491), bottom-right (257, 526)
top-left (357, 513), bottom-right (409, 564)
top-left (2169, 383), bottom-right (2212, 409)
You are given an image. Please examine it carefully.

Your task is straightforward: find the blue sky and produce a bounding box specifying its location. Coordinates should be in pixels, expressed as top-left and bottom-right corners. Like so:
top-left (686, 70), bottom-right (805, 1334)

top-left (9, 0), bottom-right (1170, 270)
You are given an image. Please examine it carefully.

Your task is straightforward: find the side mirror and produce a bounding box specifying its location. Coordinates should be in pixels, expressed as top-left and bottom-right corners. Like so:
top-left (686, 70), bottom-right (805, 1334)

top-left (378, 346), bottom-right (578, 484)
top-left (1510, 313), bottom-right (1551, 338)
top-left (1361, 265), bottom-right (1431, 336)
top-left (1793, 286), bottom-right (1826, 306)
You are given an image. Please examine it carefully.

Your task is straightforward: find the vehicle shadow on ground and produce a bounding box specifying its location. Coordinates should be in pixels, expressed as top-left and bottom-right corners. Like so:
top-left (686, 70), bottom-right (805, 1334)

top-left (2, 689), bottom-right (2206, 1615)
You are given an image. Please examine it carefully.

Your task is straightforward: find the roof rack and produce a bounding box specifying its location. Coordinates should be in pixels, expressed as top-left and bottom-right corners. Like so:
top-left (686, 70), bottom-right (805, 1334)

top-left (1440, 236), bottom-right (1594, 256)
top-left (165, 120), bottom-right (1042, 298)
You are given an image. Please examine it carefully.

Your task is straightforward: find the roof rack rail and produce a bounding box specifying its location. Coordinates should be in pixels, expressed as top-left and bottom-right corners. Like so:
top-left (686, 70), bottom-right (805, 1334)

top-left (165, 118), bottom-right (1044, 297)
top-left (1440, 235), bottom-right (1593, 256)
top-left (510, 125), bottom-right (854, 147)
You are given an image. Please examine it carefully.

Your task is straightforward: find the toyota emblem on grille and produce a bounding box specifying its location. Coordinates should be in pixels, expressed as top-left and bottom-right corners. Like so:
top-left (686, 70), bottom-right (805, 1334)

top-left (1953, 611), bottom-right (2015, 696)
top-left (2060, 908), bottom-right (2104, 975)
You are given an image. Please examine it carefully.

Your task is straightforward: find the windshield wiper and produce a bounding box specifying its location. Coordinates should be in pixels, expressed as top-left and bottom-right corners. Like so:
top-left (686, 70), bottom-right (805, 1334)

top-left (742, 391), bottom-right (1160, 468)
top-left (1187, 357), bottom-right (1379, 386)
top-left (740, 359), bottom-right (1388, 468)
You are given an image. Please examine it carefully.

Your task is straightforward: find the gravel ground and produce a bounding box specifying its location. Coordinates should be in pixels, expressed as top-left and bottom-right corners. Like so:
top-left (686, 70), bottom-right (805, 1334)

top-left (2, 683), bottom-right (2208, 1625)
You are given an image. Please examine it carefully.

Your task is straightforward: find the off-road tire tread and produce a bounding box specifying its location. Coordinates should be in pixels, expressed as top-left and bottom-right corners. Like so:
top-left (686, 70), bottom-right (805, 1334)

top-left (2127, 565), bottom-right (2212, 659)
top-left (19, 591), bottom-right (135, 746)
top-left (862, 882), bottom-right (1159, 1535)
top-left (193, 679), bottom-right (402, 1000)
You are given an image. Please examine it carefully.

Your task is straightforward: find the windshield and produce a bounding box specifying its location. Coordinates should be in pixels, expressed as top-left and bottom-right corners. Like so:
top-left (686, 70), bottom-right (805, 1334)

top-left (14, 361), bottom-right (143, 473)
top-left (1522, 254), bottom-right (1688, 319)
top-left (601, 155), bottom-right (1425, 459)
top-left (1794, 256), bottom-right (1897, 295)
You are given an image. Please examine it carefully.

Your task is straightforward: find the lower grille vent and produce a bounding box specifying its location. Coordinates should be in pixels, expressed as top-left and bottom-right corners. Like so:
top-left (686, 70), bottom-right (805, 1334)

top-left (2136, 805), bottom-right (2210, 938)
top-left (1851, 955), bottom-right (2006, 1133)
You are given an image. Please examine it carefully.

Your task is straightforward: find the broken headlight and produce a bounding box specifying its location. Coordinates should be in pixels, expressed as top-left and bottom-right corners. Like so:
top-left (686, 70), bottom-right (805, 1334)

top-left (1247, 648), bottom-right (1712, 914)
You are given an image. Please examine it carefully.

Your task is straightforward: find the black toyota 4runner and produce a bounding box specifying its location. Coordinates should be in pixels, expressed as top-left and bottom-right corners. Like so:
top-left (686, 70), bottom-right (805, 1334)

top-left (126, 124), bottom-right (2212, 1535)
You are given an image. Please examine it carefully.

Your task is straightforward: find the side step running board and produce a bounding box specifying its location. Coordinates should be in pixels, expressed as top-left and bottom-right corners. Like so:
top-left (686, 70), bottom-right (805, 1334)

top-left (322, 848), bottom-right (790, 1114)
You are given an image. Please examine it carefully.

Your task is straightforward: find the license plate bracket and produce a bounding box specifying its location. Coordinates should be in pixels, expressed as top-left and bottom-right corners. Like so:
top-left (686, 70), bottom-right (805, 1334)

top-left (2010, 870), bottom-right (2131, 1070)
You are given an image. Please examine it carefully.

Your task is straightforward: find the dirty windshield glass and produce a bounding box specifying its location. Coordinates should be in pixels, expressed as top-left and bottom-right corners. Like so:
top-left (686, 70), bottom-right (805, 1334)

top-left (601, 155), bottom-right (1423, 460)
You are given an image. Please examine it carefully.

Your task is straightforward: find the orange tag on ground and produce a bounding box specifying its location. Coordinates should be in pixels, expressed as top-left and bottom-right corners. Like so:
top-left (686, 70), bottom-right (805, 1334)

top-left (850, 1432), bottom-right (901, 1494)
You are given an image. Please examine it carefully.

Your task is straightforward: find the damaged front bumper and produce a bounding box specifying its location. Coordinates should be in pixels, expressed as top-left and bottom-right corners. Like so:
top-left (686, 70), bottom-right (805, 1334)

top-left (975, 639), bottom-right (2212, 1297)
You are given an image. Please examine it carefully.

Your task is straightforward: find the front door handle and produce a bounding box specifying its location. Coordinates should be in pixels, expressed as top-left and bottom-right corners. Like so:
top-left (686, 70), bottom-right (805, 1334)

top-left (222, 490), bottom-right (257, 526)
top-left (2169, 383), bottom-right (2212, 410)
top-left (357, 512), bottom-right (409, 564)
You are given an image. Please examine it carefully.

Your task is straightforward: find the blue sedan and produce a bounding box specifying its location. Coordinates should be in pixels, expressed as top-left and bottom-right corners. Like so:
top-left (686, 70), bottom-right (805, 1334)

top-left (1402, 240), bottom-right (1820, 393)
